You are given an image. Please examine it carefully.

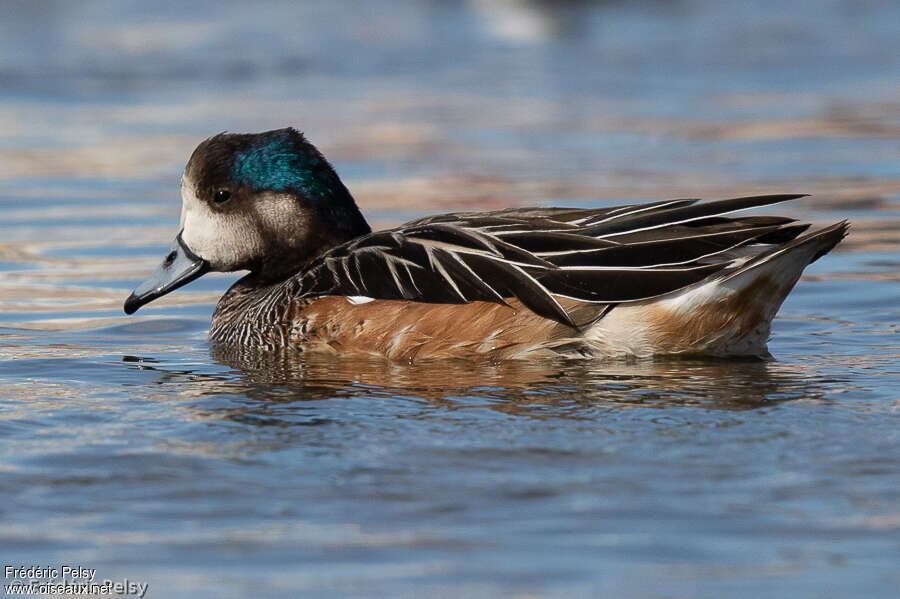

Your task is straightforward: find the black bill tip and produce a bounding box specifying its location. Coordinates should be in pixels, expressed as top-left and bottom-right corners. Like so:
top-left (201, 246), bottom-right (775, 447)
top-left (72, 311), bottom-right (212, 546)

top-left (123, 292), bottom-right (143, 315)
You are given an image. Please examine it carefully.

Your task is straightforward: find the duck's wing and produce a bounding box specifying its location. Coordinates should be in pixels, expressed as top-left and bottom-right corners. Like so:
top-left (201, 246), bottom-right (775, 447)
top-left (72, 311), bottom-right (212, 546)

top-left (290, 194), bottom-right (811, 328)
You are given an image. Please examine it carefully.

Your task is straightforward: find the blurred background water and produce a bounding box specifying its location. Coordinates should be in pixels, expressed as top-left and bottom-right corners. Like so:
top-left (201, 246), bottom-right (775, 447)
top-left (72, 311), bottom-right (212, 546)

top-left (0, 1), bottom-right (898, 597)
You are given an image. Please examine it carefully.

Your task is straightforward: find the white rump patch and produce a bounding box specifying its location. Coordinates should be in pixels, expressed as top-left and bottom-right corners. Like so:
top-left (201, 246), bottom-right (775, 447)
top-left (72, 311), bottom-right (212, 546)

top-left (346, 296), bottom-right (375, 305)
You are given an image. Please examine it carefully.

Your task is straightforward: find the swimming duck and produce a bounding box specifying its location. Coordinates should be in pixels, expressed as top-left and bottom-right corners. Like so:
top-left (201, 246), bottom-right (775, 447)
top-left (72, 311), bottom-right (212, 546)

top-left (124, 127), bottom-right (848, 360)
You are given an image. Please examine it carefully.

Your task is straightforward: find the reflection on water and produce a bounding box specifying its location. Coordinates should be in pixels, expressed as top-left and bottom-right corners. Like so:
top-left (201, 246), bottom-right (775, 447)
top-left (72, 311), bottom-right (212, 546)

top-left (1, 0), bottom-right (899, 597)
top-left (209, 345), bottom-right (829, 412)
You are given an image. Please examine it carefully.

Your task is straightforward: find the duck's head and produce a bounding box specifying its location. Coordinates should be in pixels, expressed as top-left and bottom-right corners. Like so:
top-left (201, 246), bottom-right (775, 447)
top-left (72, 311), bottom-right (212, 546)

top-left (124, 127), bottom-right (370, 314)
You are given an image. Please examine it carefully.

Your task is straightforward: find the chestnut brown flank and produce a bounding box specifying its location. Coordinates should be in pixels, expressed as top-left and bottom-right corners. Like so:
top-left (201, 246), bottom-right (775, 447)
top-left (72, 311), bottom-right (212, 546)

top-left (291, 296), bottom-right (587, 360)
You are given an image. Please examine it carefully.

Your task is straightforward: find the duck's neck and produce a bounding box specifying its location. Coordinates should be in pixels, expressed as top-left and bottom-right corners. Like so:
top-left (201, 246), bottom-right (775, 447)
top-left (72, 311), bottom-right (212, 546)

top-left (252, 200), bottom-right (371, 284)
top-left (318, 186), bottom-right (371, 245)
top-left (210, 187), bottom-right (372, 345)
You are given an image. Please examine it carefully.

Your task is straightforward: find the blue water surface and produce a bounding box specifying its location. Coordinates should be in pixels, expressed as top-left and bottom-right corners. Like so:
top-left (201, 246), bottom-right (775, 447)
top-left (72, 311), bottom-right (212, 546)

top-left (0, 1), bottom-right (898, 598)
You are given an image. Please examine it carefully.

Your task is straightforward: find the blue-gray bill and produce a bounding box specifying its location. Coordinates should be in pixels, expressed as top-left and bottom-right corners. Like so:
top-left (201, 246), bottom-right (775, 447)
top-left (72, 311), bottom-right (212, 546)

top-left (124, 232), bottom-right (209, 314)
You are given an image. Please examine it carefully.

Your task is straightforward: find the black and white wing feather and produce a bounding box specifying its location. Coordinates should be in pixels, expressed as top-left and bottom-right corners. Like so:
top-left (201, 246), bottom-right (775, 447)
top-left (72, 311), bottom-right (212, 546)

top-left (290, 194), bottom-right (811, 328)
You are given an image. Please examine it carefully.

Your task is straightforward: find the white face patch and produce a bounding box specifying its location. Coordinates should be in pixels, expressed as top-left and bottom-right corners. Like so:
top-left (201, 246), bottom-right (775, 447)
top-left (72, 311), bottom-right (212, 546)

top-left (178, 174), bottom-right (310, 272)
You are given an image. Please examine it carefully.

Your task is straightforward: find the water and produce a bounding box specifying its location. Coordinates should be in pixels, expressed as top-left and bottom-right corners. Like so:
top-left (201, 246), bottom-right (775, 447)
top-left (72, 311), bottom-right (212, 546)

top-left (1, 1), bottom-right (899, 597)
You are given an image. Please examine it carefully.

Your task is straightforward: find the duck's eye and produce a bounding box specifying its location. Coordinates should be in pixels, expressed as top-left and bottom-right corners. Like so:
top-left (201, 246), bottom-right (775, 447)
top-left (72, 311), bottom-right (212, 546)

top-left (213, 189), bottom-right (231, 204)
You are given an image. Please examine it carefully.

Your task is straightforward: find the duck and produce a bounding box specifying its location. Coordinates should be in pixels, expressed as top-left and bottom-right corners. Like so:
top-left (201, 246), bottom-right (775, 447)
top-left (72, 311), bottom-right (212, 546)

top-left (124, 127), bottom-right (848, 361)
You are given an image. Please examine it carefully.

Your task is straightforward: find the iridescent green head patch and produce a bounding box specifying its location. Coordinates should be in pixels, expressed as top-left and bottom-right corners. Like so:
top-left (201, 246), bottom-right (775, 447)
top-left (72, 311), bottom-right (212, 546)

top-left (231, 128), bottom-right (336, 202)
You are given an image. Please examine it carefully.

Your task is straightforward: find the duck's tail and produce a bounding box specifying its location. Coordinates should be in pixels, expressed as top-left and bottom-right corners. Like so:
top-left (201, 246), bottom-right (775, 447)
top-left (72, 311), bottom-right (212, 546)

top-left (720, 220), bottom-right (849, 283)
top-left (583, 221), bottom-right (849, 358)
